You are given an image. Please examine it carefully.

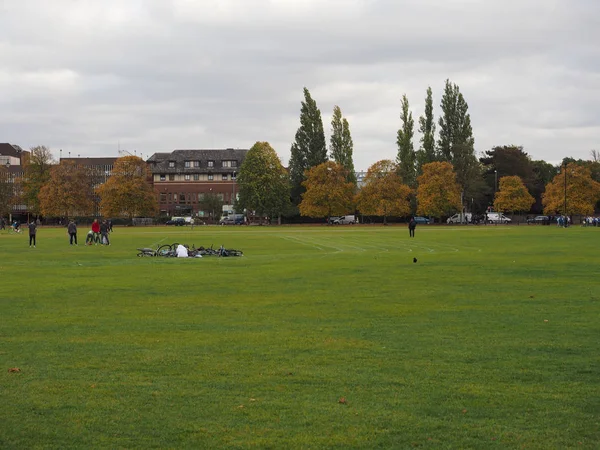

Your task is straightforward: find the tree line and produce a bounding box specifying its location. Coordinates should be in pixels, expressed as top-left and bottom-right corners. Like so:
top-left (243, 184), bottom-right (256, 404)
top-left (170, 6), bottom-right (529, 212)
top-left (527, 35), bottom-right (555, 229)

top-left (237, 83), bottom-right (600, 222)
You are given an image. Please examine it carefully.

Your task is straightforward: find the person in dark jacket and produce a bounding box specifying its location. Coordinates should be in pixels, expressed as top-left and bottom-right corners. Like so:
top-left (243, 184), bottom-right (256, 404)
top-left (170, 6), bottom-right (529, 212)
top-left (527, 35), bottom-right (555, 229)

top-left (28, 221), bottom-right (37, 247)
top-left (68, 219), bottom-right (78, 245)
top-left (100, 220), bottom-right (110, 245)
top-left (408, 217), bottom-right (417, 238)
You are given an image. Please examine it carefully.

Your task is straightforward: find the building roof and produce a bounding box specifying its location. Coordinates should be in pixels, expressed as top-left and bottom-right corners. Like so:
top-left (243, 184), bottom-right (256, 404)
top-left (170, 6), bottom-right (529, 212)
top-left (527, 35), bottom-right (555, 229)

top-left (0, 143), bottom-right (25, 158)
top-left (147, 148), bottom-right (248, 173)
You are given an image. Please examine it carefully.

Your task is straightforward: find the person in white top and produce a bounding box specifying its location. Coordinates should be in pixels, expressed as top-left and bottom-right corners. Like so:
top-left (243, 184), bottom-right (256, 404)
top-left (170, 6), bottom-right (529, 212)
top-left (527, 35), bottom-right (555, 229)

top-left (176, 244), bottom-right (188, 258)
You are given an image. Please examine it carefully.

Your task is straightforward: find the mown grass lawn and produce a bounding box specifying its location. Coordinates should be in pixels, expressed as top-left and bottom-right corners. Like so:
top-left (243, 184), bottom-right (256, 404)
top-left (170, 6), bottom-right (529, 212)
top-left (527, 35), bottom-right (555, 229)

top-left (1, 224), bottom-right (599, 449)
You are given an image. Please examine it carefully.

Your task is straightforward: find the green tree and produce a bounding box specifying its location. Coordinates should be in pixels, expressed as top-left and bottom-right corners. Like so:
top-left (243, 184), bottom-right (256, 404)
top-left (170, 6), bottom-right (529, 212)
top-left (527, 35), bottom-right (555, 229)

top-left (493, 176), bottom-right (535, 214)
top-left (38, 160), bottom-right (95, 218)
top-left (289, 87), bottom-right (328, 204)
top-left (299, 161), bottom-right (354, 221)
top-left (396, 94), bottom-right (416, 186)
top-left (237, 141), bottom-right (291, 225)
top-left (21, 145), bottom-right (55, 217)
top-left (416, 161), bottom-right (462, 221)
top-left (96, 156), bottom-right (158, 221)
top-left (0, 165), bottom-right (13, 218)
top-left (416, 86), bottom-right (436, 172)
top-left (356, 160), bottom-right (412, 225)
top-left (437, 80), bottom-right (479, 198)
top-left (199, 192), bottom-right (223, 223)
top-left (330, 105), bottom-right (356, 185)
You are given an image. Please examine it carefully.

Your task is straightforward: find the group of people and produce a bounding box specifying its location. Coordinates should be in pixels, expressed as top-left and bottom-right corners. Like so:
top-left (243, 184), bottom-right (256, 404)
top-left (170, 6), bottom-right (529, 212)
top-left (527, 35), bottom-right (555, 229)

top-left (82, 219), bottom-right (112, 245)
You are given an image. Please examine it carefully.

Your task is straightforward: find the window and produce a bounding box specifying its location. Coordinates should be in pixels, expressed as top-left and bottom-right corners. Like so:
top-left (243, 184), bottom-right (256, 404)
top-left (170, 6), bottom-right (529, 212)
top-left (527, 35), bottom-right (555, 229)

top-left (231, 160), bottom-right (237, 167)
top-left (160, 174), bottom-right (166, 181)
top-left (169, 174), bottom-right (175, 181)
top-left (159, 193), bottom-right (167, 203)
top-left (185, 174), bottom-right (190, 181)
top-left (222, 174), bottom-right (228, 180)
top-left (168, 161), bottom-right (175, 168)
top-left (193, 161), bottom-right (200, 168)
top-left (208, 174), bottom-right (214, 181)
top-left (207, 160), bottom-right (214, 168)
top-left (222, 160), bottom-right (238, 168)
top-left (184, 161), bottom-right (191, 168)
top-left (173, 193), bottom-right (178, 202)
top-left (198, 193), bottom-right (205, 201)
top-left (193, 174), bottom-right (199, 181)
top-left (180, 193), bottom-right (186, 202)
top-left (217, 193), bottom-right (224, 201)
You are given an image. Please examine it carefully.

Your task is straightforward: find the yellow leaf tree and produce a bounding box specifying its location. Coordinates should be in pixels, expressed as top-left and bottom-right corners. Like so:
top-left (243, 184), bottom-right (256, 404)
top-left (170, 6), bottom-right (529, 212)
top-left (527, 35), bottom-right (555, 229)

top-left (493, 175), bottom-right (535, 213)
top-left (542, 163), bottom-right (600, 215)
top-left (299, 161), bottom-right (355, 220)
top-left (39, 160), bottom-right (95, 218)
top-left (416, 161), bottom-right (462, 220)
top-left (96, 156), bottom-right (158, 220)
top-left (356, 160), bottom-right (412, 224)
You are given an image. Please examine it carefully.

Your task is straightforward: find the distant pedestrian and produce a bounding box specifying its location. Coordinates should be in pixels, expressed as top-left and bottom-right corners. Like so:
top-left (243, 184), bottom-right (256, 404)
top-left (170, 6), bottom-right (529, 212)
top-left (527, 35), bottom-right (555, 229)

top-left (91, 219), bottom-right (101, 244)
top-left (408, 217), bottom-right (417, 238)
top-left (68, 219), bottom-right (78, 245)
top-left (28, 221), bottom-right (37, 247)
top-left (85, 230), bottom-right (94, 245)
top-left (0, 217), bottom-right (5, 230)
top-left (100, 220), bottom-right (110, 245)
top-left (108, 219), bottom-right (113, 232)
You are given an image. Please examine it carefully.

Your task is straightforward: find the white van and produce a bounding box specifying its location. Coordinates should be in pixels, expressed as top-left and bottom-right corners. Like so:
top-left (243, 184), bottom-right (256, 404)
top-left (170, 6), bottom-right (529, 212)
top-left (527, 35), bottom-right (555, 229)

top-left (332, 215), bottom-right (357, 225)
top-left (486, 212), bottom-right (511, 223)
top-left (447, 213), bottom-right (472, 224)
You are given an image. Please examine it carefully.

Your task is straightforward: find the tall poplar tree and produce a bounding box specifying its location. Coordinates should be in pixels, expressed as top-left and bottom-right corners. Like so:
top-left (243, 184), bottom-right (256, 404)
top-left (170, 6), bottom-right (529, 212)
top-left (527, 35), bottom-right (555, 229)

top-left (437, 79), bottom-right (480, 197)
top-left (330, 105), bottom-right (357, 185)
top-left (416, 86), bottom-right (436, 172)
top-left (396, 94), bottom-right (416, 186)
top-left (289, 87), bottom-right (327, 204)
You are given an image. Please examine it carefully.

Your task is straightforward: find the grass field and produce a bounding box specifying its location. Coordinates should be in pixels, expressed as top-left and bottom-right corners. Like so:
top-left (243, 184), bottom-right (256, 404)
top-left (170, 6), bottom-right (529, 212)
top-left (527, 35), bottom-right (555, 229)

top-left (1, 224), bottom-right (599, 449)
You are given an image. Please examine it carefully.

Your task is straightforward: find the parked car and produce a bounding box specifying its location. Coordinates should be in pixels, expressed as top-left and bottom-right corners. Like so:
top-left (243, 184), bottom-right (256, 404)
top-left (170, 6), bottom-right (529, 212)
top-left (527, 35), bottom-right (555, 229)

top-left (447, 213), bottom-right (472, 224)
top-left (486, 212), bottom-right (511, 224)
top-left (527, 215), bottom-right (550, 225)
top-left (165, 218), bottom-right (187, 226)
top-left (331, 215), bottom-right (357, 225)
top-left (413, 216), bottom-right (430, 224)
top-left (219, 214), bottom-right (245, 225)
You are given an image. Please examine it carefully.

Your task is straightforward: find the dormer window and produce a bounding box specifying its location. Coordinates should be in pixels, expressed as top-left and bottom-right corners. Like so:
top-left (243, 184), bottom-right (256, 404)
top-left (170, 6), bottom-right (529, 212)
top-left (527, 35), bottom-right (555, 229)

top-left (168, 161), bottom-right (175, 168)
top-left (207, 160), bottom-right (214, 168)
top-left (184, 161), bottom-right (191, 168)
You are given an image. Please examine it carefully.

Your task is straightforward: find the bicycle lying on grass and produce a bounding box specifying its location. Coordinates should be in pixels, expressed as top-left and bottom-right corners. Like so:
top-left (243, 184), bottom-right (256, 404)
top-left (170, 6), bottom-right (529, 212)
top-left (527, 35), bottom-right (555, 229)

top-left (136, 243), bottom-right (243, 257)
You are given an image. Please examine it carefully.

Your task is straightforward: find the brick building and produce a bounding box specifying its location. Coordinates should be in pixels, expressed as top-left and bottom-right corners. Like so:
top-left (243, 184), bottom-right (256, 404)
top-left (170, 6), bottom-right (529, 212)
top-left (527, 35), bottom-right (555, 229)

top-left (146, 148), bottom-right (247, 218)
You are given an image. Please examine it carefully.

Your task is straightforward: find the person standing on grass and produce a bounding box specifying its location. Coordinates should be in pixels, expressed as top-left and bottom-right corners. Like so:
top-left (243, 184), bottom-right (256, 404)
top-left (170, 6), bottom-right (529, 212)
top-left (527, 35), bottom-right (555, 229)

top-left (408, 217), bottom-right (417, 238)
top-left (28, 221), bottom-right (37, 247)
top-left (68, 219), bottom-right (78, 245)
top-left (100, 220), bottom-right (110, 245)
top-left (91, 219), bottom-right (100, 244)
top-left (108, 219), bottom-right (113, 232)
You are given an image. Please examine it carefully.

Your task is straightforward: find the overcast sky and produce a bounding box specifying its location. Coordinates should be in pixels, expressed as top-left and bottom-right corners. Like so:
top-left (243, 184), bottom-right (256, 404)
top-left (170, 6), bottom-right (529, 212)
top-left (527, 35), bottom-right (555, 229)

top-left (1, 0), bottom-right (598, 170)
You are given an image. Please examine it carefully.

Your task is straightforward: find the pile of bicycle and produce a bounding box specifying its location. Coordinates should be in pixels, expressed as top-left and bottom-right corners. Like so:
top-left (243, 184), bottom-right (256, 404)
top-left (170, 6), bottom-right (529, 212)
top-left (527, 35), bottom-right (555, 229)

top-left (136, 243), bottom-right (243, 258)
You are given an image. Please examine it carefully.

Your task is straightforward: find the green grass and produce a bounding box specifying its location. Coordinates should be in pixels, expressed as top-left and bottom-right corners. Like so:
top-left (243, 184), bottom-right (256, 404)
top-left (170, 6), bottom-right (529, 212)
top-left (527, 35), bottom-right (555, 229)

top-left (1, 224), bottom-right (599, 449)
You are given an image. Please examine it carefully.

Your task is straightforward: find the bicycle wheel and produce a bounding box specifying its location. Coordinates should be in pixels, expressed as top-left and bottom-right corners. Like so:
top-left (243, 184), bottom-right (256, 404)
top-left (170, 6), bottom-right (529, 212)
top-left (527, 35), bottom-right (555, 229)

top-left (156, 244), bottom-right (172, 256)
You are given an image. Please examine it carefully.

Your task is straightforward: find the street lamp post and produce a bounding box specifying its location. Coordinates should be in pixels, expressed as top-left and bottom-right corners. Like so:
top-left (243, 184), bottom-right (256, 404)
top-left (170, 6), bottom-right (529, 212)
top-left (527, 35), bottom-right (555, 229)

top-left (232, 171), bottom-right (236, 211)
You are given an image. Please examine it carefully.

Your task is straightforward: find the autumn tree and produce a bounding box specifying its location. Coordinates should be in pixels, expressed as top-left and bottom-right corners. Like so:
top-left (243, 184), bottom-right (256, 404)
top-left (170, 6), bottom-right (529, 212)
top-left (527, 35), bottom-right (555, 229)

top-left (237, 141), bottom-right (291, 224)
top-left (416, 86), bottom-right (436, 172)
top-left (289, 87), bottom-right (328, 204)
top-left (21, 145), bottom-right (55, 217)
top-left (493, 176), bottom-right (535, 214)
top-left (96, 156), bottom-right (158, 221)
top-left (542, 163), bottom-right (600, 216)
top-left (299, 161), bottom-right (354, 221)
top-left (356, 160), bottom-right (412, 225)
top-left (416, 161), bottom-right (462, 220)
top-left (396, 94), bottom-right (416, 186)
top-left (330, 105), bottom-right (356, 185)
top-left (437, 80), bottom-right (480, 199)
top-left (39, 160), bottom-right (95, 218)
